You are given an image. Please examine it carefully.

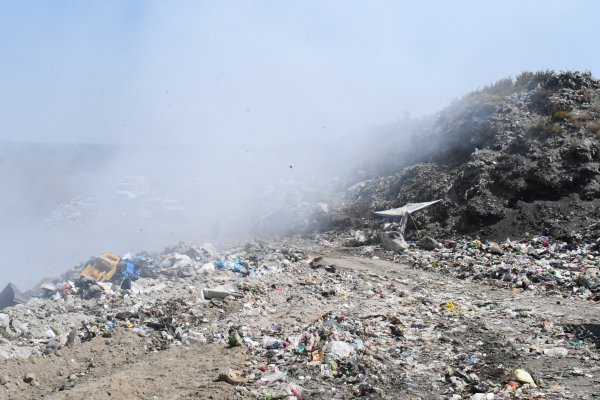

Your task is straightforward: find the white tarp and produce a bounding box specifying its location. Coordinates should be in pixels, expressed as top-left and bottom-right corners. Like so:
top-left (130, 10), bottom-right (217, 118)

top-left (374, 200), bottom-right (441, 217)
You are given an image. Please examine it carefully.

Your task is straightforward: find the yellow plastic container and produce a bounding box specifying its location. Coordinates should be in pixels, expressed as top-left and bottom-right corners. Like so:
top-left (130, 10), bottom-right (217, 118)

top-left (81, 253), bottom-right (120, 282)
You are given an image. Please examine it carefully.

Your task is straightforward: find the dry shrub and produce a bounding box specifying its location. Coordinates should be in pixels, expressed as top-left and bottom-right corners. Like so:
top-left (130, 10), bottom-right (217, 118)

top-left (528, 120), bottom-right (562, 136)
top-left (588, 120), bottom-right (600, 135)
top-left (515, 70), bottom-right (555, 88)
top-left (571, 111), bottom-right (592, 122)
top-left (529, 87), bottom-right (554, 114)
top-left (570, 111), bottom-right (592, 128)
top-left (533, 69), bottom-right (555, 82)
top-left (483, 78), bottom-right (514, 96)
top-left (515, 71), bottom-right (534, 88)
top-left (551, 109), bottom-right (571, 121)
top-left (546, 122), bottom-right (563, 135)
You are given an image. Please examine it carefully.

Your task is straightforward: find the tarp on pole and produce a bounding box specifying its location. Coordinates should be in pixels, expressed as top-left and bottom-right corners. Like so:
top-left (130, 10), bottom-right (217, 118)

top-left (374, 200), bottom-right (441, 217)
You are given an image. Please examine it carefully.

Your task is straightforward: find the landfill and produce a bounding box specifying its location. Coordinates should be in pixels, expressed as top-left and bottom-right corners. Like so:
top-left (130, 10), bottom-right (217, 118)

top-left (2, 71), bottom-right (600, 399)
top-left (0, 234), bottom-right (598, 399)
top-left (336, 71), bottom-right (600, 242)
top-left (381, 235), bottom-right (600, 301)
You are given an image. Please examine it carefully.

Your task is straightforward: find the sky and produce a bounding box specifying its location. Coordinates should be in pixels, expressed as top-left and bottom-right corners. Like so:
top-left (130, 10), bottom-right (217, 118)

top-left (0, 0), bottom-right (598, 146)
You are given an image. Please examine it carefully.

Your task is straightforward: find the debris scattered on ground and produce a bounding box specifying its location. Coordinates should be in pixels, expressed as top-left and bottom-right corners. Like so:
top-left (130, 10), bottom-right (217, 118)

top-left (0, 235), bottom-right (598, 398)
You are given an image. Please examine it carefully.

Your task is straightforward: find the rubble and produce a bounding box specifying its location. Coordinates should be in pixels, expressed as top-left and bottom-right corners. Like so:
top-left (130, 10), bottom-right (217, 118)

top-left (396, 235), bottom-right (600, 300)
top-left (338, 71), bottom-right (600, 241)
top-left (2, 71), bottom-right (600, 398)
top-left (0, 235), bottom-right (598, 398)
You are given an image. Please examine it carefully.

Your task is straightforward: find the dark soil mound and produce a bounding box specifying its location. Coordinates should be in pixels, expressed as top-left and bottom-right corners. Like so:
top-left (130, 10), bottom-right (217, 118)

top-left (339, 71), bottom-right (600, 240)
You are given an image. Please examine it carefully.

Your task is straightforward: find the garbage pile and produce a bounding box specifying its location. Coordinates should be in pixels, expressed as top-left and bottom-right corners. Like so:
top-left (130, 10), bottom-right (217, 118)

top-left (0, 237), bottom-right (598, 398)
top-left (0, 241), bottom-right (306, 359)
top-left (333, 229), bottom-right (600, 301)
top-left (399, 236), bottom-right (600, 301)
top-left (195, 248), bottom-right (598, 399)
top-left (335, 71), bottom-right (600, 241)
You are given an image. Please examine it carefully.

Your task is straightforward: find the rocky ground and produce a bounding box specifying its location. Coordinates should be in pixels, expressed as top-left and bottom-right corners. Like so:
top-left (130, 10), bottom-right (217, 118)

top-left (0, 237), bottom-right (599, 399)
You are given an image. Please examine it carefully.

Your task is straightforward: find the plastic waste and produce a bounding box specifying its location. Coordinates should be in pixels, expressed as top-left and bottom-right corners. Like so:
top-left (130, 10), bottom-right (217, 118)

top-left (262, 336), bottom-right (284, 349)
top-left (543, 347), bottom-right (568, 357)
top-left (470, 394), bottom-right (494, 400)
top-left (104, 320), bottom-right (117, 329)
top-left (215, 258), bottom-right (248, 274)
top-left (43, 329), bottom-right (56, 338)
top-left (325, 340), bottom-right (354, 358)
top-left (121, 276), bottom-right (132, 290)
top-left (380, 232), bottom-right (409, 252)
top-left (259, 366), bottom-right (287, 383)
top-left (202, 288), bottom-right (243, 300)
top-left (444, 301), bottom-right (457, 311)
top-left (81, 253), bottom-right (120, 282)
top-left (58, 381), bottom-right (76, 391)
top-left (514, 369), bottom-right (537, 388)
top-left (122, 259), bottom-right (140, 279)
top-left (198, 262), bottom-right (216, 275)
top-left (288, 383), bottom-right (302, 399)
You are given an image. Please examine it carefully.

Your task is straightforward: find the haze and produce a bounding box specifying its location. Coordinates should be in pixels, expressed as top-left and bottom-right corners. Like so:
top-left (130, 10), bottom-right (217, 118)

top-left (1, 0), bottom-right (599, 289)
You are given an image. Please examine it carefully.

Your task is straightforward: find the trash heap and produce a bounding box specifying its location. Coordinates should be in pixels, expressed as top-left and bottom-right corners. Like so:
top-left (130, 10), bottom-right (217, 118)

top-left (335, 71), bottom-right (600, 241)
top-left (381, 235), bottom-right (600, 301)
top-left (329, 227), bottom-right (600, 300)
top-left (197, 250), bottom-right (598, 399)
top-left (0, 238), bottom-right (598, 398)
top-left (0, 241), bottom-right (306, 359)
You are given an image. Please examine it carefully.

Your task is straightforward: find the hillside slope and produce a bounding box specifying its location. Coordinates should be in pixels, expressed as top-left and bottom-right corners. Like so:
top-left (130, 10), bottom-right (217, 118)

top-left (340, 71), bottom-right (600, 240)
